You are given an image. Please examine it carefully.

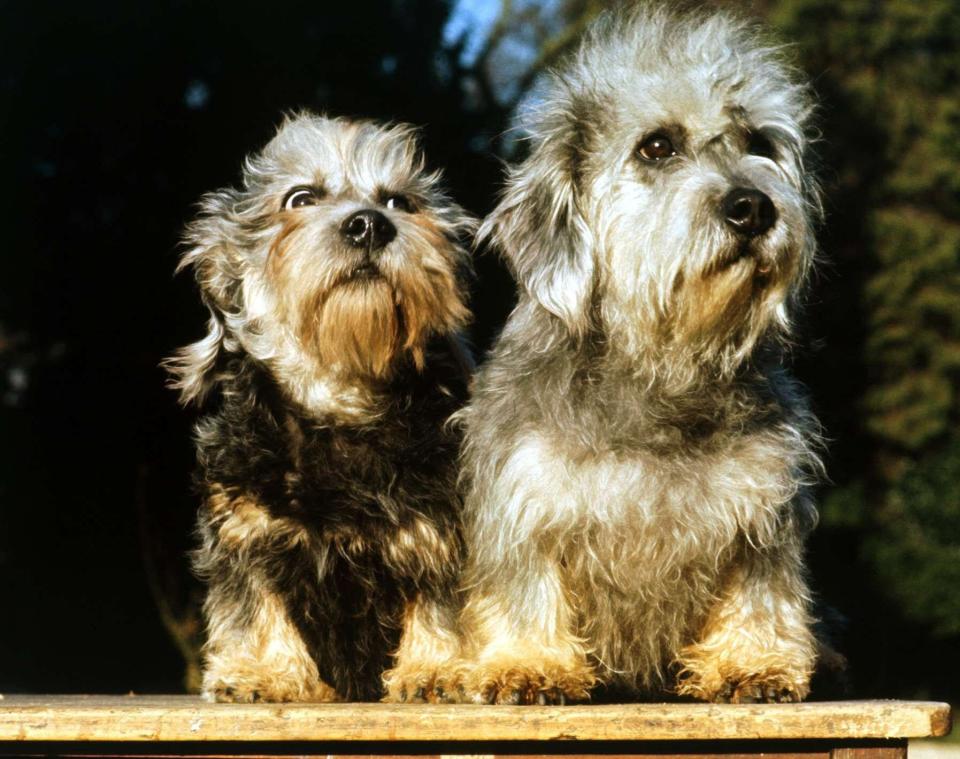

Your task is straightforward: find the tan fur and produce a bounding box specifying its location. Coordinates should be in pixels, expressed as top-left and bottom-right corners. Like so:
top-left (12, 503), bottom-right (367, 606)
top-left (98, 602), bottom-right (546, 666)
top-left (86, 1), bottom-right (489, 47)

top-left (390, 220), bottom-right (470, 371)
top-left (306, 281), bottom-right (403, 378)
top-left (384, 517), bottom-right (459, 576)
top-left (207, 486), bottom-right (307, 550)
top-left (672, 254), bottom-right (803, 367)
top-left (203, 589), bottom-right (339, 703)
top-left (458, 587), bottom-right (597, 704)
top-left (200, 488), bottom-right (331, 702)
top-left (676, 559), bottom-right (816, 703)
top-left (266, 220), bottom-right (468, 380)
top-left (382, 598), bottom-right (463, 703)
top-left (267, 214), bottom-right (308, 265)
top-left (676, 260), bottom-right (759, 343)
top-left (381, 513), bottom-right (465, 703)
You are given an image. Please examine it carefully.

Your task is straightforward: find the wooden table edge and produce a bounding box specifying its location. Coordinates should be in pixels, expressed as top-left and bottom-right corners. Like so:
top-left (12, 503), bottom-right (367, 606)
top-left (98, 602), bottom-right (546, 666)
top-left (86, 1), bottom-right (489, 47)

top-left (0, 698), bottom-right (950, 743)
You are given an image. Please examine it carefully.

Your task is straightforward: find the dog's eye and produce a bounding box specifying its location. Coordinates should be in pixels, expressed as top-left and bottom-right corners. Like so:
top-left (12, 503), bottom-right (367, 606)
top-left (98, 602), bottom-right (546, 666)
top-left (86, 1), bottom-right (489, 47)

top-left (747, 131), bottom-right (776, 159)
top-left (283, 187), bottom-right (320, 210)
top-left (637, 134), bottom-right (676, 162)
top-left (384, 194), bottom-right (415, 213)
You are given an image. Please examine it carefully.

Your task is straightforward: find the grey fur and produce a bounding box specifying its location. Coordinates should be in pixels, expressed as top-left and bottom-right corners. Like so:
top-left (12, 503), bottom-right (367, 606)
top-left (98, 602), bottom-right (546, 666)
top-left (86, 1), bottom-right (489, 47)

top-left (455, 3), bottom-right (825, 704)
top-left (165, 113), bottom-right (474, 419)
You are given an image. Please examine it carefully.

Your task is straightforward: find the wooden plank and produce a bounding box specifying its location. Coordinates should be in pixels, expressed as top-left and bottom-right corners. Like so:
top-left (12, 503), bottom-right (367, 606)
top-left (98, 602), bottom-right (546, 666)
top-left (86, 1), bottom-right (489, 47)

top-left (0, 746), bottom-right (906, 759)
top-left (0, 745), bottom-right (900, 759)
top-left (0, 742), bottom-right (911, 759)
top-left (831, 747), bottom-right (906, 759)
top-left (329, 754), bottom-right (835, 759)
top-left (0, 751), bottom-right (849, 759)
top-left (0, 697), bottom-right (949, 743)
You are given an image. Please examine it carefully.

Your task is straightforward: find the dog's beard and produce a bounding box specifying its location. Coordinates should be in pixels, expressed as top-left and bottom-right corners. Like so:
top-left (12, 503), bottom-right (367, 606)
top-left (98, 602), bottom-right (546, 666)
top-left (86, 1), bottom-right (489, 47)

top-left (667, 236), bottom-right (797, 365)
top-left (674, 257), bottom-right (758, 340)
top-left (603, 168), bottom-right (809, 363)
top-left (302, 279), bottom-right (401, 378)
top-left (267, 216), bottom-right (469, 380)
top-left (297, 260), bottom-right (467, 379)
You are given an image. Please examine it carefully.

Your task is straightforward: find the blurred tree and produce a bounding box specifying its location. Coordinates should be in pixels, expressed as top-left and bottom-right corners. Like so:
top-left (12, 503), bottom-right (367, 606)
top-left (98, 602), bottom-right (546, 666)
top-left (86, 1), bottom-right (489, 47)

top-left (446, 0), bottom-right (608, 152)
top-left (766, 0), bottom-right (960, 662)
top-left (867, 437), bottom-right (960, 638)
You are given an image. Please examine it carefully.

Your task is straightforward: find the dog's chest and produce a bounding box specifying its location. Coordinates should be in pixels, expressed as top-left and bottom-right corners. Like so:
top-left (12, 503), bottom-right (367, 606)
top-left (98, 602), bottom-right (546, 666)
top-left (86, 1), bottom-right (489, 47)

top-left (288, 414), bottom-right (458, 520)
top-left (203, 376), bottom-right (462, 530)
top-left (506, 431), bottom-right (798, 569)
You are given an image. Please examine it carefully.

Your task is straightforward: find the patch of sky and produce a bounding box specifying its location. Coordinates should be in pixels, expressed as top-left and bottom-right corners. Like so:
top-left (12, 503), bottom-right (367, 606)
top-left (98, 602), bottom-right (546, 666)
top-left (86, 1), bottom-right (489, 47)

top-left (443, 0), bottom-right (502, 66)
top-left (443, 0), bottom-right (566, 64)
top-left (442, 0), bottom-right (566, 154)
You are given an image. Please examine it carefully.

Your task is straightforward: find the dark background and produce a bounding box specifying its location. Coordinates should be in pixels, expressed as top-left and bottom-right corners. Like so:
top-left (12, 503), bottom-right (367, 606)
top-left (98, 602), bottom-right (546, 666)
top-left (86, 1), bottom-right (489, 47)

top-left (1, 0), bottom-right (958, 702)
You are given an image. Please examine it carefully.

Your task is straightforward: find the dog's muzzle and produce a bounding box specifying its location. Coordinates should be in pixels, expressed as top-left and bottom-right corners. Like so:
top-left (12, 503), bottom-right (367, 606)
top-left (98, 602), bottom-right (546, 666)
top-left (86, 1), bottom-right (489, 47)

top-left (722, 188), bottom-right (776, 238)
top-left (340, 209), bottom-right (397, 252)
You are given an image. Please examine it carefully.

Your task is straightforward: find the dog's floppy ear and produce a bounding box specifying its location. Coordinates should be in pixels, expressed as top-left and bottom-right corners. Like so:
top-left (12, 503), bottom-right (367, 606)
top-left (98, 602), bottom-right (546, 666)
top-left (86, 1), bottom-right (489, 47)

top-left (164, 189), bottom-right (244, 406)
top-left (480, 109), bottom-right (594, 338)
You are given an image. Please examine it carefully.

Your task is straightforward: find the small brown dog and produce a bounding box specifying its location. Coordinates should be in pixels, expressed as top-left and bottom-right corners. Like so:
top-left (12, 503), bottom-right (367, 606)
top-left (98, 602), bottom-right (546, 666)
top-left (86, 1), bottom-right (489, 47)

top-left (167, 112), bottom-right (473, 702)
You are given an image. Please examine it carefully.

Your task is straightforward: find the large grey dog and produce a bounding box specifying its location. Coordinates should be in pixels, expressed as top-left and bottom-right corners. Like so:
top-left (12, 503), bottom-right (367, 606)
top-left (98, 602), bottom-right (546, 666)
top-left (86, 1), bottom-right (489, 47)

top-left (452, 4), bottom-right (824, 704)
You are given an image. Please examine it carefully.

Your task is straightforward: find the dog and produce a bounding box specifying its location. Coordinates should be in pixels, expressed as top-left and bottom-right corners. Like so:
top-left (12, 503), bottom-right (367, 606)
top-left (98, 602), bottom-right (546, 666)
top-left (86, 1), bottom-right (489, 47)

top-left (166, 112), bottom-right (473, 702)
top-left (454, 4), bottom-right (823, 705)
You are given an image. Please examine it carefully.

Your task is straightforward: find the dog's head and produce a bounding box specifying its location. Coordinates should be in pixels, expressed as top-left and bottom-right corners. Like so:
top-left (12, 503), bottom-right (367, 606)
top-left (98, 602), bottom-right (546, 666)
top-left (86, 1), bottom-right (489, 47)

top-left (168, 113), bottom-right (472, 409)
top-left (483, 4), bottom-right (819, 372)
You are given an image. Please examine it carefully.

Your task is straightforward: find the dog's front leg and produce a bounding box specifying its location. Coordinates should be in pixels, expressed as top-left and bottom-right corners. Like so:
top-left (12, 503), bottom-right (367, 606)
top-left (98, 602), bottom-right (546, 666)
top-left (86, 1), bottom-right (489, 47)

top-left (201, 575), bottom-right (339, 703)
top-left (676, 527), bottom-right (817, 703)
top-left (382, 593), bottom-right (463, 703)
top-left (457, 551), bottom-right (596, 705)
top-left (196, 489), bottom-right (339, 703)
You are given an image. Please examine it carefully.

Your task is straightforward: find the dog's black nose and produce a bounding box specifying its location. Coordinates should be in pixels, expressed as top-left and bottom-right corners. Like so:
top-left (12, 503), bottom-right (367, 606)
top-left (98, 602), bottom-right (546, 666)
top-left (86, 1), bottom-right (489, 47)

top-left (340, 209), bottom-right (396, 251)
top-left (722, 188), bottom-right (777, 237)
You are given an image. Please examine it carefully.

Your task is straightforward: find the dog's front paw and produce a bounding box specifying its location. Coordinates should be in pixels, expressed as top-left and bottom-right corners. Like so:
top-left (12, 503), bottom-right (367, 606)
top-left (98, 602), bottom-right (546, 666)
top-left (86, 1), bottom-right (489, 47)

top-left (677, 668), bottom-right (807, 704)
top-left (208, 681), bottom-right (263, 703)
top-left (383, 667), bottom-right (432, 703)
top-left (205, 676), bottom-right (338, 703)
top-left (383, 660), bottom-right (464, 703)
top-left (431, 671), bottom-right (468, 704)
top-left (712, 676), bottom-right (805, 704)
top-left (464, 658), bottom-right (596, 705)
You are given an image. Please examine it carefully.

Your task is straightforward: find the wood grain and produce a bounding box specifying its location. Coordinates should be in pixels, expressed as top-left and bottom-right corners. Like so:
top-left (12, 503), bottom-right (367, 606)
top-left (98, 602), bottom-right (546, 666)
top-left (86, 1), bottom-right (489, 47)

top-left (0, 697), bottom-right (949, 743)
top-left (831, 748), bottom-right (907, 759)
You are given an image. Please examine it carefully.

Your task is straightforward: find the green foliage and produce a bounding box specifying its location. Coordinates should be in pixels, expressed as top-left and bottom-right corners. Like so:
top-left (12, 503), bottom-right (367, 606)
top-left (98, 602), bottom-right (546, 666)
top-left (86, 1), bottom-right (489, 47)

top-left (819, 481), bottom-right (868, 529)
top-left (864, 209), bottom-right (960, 452)
top-left (766, 0), bottom-right (960, 641)
top-left (866, 435), bottom-right (960, 637)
